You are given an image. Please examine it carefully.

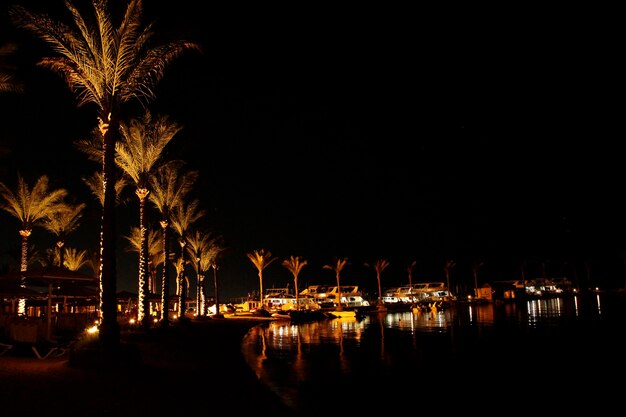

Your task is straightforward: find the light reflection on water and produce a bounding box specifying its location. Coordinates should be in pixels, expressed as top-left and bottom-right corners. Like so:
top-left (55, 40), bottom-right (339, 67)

top-left (241, 293), bottom-right (626, 415)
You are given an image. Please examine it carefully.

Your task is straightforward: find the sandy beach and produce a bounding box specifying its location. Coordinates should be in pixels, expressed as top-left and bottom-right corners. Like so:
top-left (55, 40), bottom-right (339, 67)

top-left (0, 317), bottom-right (296, 416)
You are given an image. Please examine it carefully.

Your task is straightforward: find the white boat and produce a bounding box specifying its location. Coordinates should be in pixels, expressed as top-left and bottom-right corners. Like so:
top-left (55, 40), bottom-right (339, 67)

top-left (299, 285), bottom-right (370, 309)
top-left (383, 282), bottom-right (451, 305)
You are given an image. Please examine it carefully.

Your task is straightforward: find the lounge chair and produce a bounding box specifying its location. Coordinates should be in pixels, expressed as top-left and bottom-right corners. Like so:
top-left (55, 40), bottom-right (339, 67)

top-left (0, 341), bottom-right (13, 356)
top-left (30, 339), bottom-right (75, 360)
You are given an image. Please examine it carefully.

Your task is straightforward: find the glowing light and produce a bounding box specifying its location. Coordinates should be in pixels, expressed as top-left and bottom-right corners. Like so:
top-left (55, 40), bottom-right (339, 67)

top-left (87, 325), bottom-right (99, 334)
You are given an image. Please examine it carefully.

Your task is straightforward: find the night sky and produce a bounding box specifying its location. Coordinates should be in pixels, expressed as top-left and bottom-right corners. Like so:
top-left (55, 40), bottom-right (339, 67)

top-left (0, 1), bottom-right (623, 298)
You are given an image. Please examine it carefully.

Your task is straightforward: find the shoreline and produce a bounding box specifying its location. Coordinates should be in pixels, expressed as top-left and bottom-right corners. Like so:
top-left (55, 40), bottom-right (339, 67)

top-left (0, 317), bottom-right (296, 416)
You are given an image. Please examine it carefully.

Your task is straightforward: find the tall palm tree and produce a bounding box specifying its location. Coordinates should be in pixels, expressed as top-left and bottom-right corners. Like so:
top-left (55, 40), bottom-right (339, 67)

top-left (10, 0), bottom-right (201, 348)
top-left (0, 174), bottom-right (67, 314)
top-left (117, 110), bottom-right (181, 327)
top-left (149, 162), bottom-right (198, 326)
top-left (323, 257), bottom-right (349, 310)
top-left (171, 198), bottom-right (204, 320)
top-left (172, 256), bottom-right (187, 317)
top-left (246, 249), bottom-right (277, 311)
top-left (63, 247), bottom-right (91, 271)
top-left (444, 259), bottom-right (456, 299)
top-left (186, 229), bottom-right (213, 316)
top-left (207, 238), bottom-right (226, 317)
top-left (472, 259), bottom-right (484, 298)
top-left (81, 171), bottom-right (129, 207)
top-left (125, 226), bottom-right (163, 295)
top-left (41, 202), bottom-right (86, 268)
top-left (282, 256), bottom-right (308, 310)
top-left (0, 42), bottom-right (23, 93)
top-left (406, 260), bottom-right (417, 288)
top-left (365, 259), bottom-right (390, 308)
top-left (186, 230), bottom-right (223, 316)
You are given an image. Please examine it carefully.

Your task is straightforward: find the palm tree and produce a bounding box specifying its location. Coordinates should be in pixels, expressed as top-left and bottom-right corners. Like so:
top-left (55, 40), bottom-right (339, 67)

top-left (0, 174), bottom-right (67, 314)
top-left (406, 260), bottom-right (417, 288)
top-left (0, 42), bottom-right (23, 93)
top-left (172, 257), bottom-right (187, 317)
top-left (323, 257), bottom-right (349, 310)
top-left (63, 248), bottom-right (91, 271)
top-left (117, 110), bottom-right (181, 327)
top-left (41, 202), bottom-right (86, 268)
top-left (365, 259), bottom-right (390, 309)
top-left (186, 229), bottom-right (213, 316)
top-left (207, 239), bottom-right (226, 317)
top-left (86, 250), bottom-right (101, 280)
top-left (125, 226), bottom-right (163, 295)
top-left (171, 198), bottom-right (204, 320)
top-left (10, 0), bottom-right (201, 348)
top-left (246, 249), bottom-right (278, 311)
top-left (444, 259), bottom-right (456, 299)
top-left (186, 231), bottom-right (224, 316)
top-left (282, 256), bottom-right (308, 310)
top-left (472, 259), bottom-right (484, 298)
top-left (149, 162), bottom-right (198, 326)
top-left (81, 171), bottom-right (129, 208)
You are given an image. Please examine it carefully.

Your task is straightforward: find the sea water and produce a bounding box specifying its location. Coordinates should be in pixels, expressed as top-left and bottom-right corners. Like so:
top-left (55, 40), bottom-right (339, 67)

top-left (241, 292), bottom-right (626, 415)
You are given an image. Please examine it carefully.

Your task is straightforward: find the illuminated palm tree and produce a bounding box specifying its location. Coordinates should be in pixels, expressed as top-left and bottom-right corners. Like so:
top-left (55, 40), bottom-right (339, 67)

top-left (41, 202), bottom-right (86, 268)
top-left (365, 259), bottom-right (390, 308)
top-left (149, 162), bottom-right (198, 326)
top-left (63, 248), bottom-right (91, 271)
top-left (125, 226), bottom-right (163, 295)
top-left (282, 256), bottom-right (308, 310)
top-left (10, 0), bottom-right (201, 347)
top-left (207, 238), bottom-right (226, 317)
top-left (0, 42), bottom-right (22, 93)
top-left (81, 170), bottom-right (129, 208)
top-left (323, 257), bottom-right (349, 310)
top-left (0, 174), bottom-right (67, 314)
top-left (117, 110), bottom-right (181, 327)
top-left (171, 198), bottom-right (204, 320)
top-left (246, 249), bottom-right (278, 311)
top-left (186, 230), bottom-right (213, 316)
top-left (172, 257), bottom-right (187, 317)
top-left (186, 230), bottom-right (223, 316)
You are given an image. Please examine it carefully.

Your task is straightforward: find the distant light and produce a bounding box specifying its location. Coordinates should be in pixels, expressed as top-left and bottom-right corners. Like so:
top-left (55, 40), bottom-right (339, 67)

top-left (87, 325), bottom-right (99, 334)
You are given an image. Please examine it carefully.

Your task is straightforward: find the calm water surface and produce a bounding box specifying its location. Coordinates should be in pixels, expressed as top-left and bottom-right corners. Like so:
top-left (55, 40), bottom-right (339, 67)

top-left (241, 292), bottom-right (626, 415)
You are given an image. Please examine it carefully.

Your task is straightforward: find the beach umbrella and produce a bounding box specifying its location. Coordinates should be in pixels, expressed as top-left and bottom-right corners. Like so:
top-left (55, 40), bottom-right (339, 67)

top-left (0, 275), bottom-right (42, 296)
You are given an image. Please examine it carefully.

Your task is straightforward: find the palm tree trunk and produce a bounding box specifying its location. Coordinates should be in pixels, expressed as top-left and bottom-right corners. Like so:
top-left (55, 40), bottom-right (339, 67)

top-left (178, 240), bottom-right (188, 320)
top-left (138, 196), bottom-right (151, 328)
top-left (18, 229), bottom-right (30, 315)
top-left (259, 272), bottom-right (264, 310)
top-left (99, 119), bottom-right (120, 348)
top-left (160, 220), bottom-right (171, 327)
top-left (213, 265), bottom-right (221, 317)
top-left (195, 260), bottom-right (202, 316)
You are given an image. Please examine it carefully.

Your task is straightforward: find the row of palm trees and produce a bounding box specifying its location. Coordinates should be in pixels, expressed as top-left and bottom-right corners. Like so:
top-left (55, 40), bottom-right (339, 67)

top-left (0, 0), bottom-right (205, 351)
top-left (246, 249), bottom-right (396, 310)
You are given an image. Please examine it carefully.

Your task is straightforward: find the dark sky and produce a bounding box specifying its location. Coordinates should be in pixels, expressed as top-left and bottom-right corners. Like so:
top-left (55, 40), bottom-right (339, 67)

top-left (0, 1), bottom-right (623, 298)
